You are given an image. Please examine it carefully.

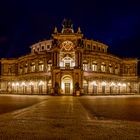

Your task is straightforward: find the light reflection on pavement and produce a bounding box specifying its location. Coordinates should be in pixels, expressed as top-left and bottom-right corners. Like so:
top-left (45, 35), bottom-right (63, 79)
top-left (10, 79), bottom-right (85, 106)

top-left (79, 96), bottom-right (140, 121)
top-left (0, 95), bottom-right (140, 140)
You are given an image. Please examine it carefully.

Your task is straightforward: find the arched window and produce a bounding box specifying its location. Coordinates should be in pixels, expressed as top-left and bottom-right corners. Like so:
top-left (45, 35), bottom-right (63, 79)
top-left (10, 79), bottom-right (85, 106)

top-left (83, 60), bottom-right (88, 71)
top-left (115, 66), bottom-right (118, 74)
top-left (39, 61), bottom-right (44, 71)
top-left (19, 66), bottom-right (23, 74)
top-left (93, 45), bottom-right (96, 50)
top-left (92, 61), bottom-right (97, 71)
top-left (109, 64), bottom-right (113, 73)
top-left (47, 60), bottom-right (52, 71)
top-left (31, 62), bottom-right (35, 72)
top-left (101, 62), bottom-right (106, 72)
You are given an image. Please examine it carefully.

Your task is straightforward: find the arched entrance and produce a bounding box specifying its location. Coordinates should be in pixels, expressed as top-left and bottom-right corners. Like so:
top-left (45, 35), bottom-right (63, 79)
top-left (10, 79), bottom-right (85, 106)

top-left (61, 75), bottom-right (73, 95)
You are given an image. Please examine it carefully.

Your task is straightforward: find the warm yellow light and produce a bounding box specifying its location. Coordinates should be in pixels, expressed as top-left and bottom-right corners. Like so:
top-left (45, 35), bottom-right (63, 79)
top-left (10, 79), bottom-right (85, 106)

top-left (61, 82), bottom-right (64, 90)
top-left (21, 82), bottom-right (26, 86)
top-left (70, 82), bottom-right (73, 90)
top-left (92, 81), bottom-right (97, 86)
top-left (16, 82), bottom-right (19, 86)
top-left (118, 83), bottom-right (121, 86)
top-left (12, 83), bottom-right (15, 86)
top-left (39, 81), bottom-right (44, 86)
top-left (29, 82), bottom-right (34, 86)
top-left (102, 81), bottom-right (106, 86)
top-left (60, 62), bottom-right (63, 67)
top-left (110, 82), bottom-right (115, 86)
top-left (122, 83), bottom-right (126, 87)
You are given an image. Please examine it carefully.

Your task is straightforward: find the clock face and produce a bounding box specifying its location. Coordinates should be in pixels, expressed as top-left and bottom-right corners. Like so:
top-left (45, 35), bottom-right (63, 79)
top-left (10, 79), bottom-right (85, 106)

top-left (62, 41), bottom-right (73, 51)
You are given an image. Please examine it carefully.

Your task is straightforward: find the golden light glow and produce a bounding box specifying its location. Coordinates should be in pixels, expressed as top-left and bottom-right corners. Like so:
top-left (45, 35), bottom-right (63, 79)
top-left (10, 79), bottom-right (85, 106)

top-left (16, 82), bottom-right (19, 86)
top-left (92, 81), bottom-right (97, 86)
top-left (122, 83), bottom-right (126, 87)
top-left (21, 82), bottom-right (26, 86)
top-left (110, 82), bottom-right (115, 86)
top-left (12, 83), bottom-right (15, 86)
top-left (39, 81), bottom-right (44, 86)
top-left (29, 82), bottom-right (34, 86)
top-left (118, 83), bottom-right (121, 86)
top-left (101, 81), bottom-right (106, 86)
top-left (61, 75), bottom-right (73, 94)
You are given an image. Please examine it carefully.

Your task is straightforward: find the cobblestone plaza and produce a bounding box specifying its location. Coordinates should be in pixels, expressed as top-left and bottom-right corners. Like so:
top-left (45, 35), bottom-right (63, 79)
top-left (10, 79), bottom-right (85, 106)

top-left (0, 95), bottom-right (140, 139)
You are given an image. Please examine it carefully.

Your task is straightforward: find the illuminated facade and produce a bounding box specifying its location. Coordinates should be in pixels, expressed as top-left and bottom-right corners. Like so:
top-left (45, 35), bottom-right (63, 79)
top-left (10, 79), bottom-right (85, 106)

top-left (0, 19), bottom-right (139, 95)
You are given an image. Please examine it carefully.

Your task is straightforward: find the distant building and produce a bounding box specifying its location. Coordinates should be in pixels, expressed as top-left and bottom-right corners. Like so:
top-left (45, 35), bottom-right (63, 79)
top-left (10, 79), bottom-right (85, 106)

top-left (0, 19), bottom-right (139, 95)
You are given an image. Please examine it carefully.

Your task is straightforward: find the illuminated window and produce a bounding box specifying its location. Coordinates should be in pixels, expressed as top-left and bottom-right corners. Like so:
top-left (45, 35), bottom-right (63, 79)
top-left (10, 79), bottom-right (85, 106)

top-left (83, 64), bottom-right (88, 71)
top-left (39, 64), bottom-right (44, 71)
top-left (109, 64), bottom-right (113, 73)
top-left (101, 63), bottom-right (106, 72)
top-left (127, 66), bottom-right (130, 74)
top-left (48, 64), bottom-right (52, 71)
top-left (115, 66), bottom-right (118, 74)
top-left (31, 65), bottom-right (35, 72)
top-left (92, 62), bottom-right (97, 71)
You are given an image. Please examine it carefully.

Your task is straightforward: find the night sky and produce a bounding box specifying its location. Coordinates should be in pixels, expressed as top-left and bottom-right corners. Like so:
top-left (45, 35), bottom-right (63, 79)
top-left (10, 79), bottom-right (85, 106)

top-left (0, 0), bottom-right (140, 60)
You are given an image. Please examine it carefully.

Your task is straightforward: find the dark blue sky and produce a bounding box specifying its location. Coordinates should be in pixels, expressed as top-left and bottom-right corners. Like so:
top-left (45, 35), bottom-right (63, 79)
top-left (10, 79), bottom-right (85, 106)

top-left (0, 0), bottom-right (140, 58)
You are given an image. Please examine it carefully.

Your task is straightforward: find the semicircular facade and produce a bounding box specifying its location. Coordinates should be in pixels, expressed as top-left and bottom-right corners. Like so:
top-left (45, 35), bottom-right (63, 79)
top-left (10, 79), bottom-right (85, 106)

top-left (0, 19), bottom-right (139, 95)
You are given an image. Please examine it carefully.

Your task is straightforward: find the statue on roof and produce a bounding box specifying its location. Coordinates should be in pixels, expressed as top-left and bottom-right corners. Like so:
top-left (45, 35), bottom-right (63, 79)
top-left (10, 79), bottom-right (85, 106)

top-left (62, 19), bottom-right (73, 29)
top-left (61, 19), bottom-right (74, 33)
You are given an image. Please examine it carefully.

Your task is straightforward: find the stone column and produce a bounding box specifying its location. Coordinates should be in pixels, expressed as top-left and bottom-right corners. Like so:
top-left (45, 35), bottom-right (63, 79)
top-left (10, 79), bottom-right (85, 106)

top-left (75, 47), bottom-right (83, 69)
top-left (35, 59), bottom-right (38, 72)
top-left (106, 61), bottom-right (109, 73)
top-left (57, 51), bottom-right (60, 67)
top-left (98, 61), bottom-right (101, 72)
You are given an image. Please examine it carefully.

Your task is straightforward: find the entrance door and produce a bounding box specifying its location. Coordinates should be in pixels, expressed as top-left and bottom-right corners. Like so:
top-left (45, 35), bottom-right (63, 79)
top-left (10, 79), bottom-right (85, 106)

top-left (65, 83), bottom-right (70, 94)
top-left (61, 75), bottom-right (72, 95)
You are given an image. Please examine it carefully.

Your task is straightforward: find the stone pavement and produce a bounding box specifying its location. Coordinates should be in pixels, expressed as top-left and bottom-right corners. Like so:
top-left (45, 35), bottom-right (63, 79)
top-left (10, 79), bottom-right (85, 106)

top-left (0, 96), bottom-right (140, 140)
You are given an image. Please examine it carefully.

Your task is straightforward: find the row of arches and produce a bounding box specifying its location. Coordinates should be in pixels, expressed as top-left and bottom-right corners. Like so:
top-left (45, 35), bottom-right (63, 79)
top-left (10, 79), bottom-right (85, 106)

top-left (83, 80), bottom-right (138, 94)
top-left (5, 80), bottom-right (52, 94)
top-left (83, 60), bottom-right (120, 74)
top-left (18, 60), bottom-right (52, 74)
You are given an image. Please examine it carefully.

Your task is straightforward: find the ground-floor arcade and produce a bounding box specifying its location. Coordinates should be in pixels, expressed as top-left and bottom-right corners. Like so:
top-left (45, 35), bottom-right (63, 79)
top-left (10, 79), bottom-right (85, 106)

top-left (83, 80), bottom-right (139, 95)
top-left (0, 77), bottom-right (139, 95)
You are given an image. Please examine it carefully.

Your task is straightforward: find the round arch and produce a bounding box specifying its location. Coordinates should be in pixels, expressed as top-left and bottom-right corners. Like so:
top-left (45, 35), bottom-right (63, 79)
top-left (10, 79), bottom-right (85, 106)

top-left (61, 75), bottom-right (73, 95)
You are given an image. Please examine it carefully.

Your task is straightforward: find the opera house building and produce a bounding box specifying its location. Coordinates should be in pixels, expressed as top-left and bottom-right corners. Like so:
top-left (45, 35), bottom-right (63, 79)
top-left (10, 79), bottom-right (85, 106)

top-left (0, 19), bottom-right (139, 95)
